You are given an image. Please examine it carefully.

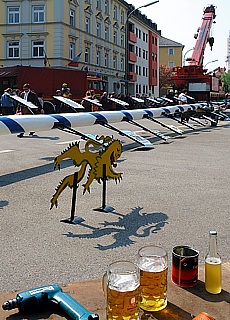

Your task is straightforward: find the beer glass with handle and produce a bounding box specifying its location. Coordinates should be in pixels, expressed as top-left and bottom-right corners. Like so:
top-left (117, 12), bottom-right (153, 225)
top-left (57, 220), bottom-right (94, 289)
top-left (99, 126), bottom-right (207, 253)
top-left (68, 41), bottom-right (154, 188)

top-left (103, 261), bottom-right (140, 320)
top-left (138, 245), bottom-right (168, 311)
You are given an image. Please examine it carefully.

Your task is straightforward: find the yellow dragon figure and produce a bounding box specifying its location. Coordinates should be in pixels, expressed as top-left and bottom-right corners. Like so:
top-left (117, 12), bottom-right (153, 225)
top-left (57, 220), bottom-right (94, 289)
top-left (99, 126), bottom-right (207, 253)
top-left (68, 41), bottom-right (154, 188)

top-left (50, 136), bottom-right (123, 209)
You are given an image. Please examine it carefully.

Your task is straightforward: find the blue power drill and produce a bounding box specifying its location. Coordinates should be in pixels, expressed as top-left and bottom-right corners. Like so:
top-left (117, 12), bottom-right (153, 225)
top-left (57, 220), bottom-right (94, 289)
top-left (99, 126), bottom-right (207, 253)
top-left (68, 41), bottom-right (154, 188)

top-left (2, 284), bottom-right (99, 320)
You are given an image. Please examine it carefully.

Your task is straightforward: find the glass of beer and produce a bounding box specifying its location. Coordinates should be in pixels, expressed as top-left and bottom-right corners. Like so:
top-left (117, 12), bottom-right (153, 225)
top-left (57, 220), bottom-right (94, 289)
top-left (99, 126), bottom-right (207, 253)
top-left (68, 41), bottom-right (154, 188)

top-left (138, 245), bottom-right (168, 311)
top-left (103, 261), bottom-right (140, 320)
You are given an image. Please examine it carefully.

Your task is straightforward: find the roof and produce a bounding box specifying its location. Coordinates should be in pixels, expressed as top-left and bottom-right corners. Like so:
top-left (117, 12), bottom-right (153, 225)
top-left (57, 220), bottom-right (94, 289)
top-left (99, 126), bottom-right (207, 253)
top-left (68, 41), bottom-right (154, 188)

top-left (159, 36), bottom-right (184, 47)
top-left (0, 66), bottom-right (18, 77)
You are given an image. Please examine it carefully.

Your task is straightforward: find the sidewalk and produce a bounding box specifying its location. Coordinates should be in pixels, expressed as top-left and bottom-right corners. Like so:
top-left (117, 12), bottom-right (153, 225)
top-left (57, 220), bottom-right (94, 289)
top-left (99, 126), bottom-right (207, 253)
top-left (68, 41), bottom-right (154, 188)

top-left (0, 262), bottom-right (229, 320)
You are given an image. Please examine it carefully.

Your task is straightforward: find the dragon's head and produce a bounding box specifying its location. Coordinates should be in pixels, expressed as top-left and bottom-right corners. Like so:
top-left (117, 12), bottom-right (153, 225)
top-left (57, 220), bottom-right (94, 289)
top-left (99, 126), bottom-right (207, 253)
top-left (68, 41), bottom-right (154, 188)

top-left (109, 140), bottom-right (122, 167)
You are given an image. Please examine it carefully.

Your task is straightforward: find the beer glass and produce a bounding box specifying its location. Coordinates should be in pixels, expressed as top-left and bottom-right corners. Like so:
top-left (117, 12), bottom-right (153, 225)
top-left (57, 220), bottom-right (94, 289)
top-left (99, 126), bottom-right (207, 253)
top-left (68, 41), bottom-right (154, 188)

top-left (138, 245), bottom-right (168, 311)
top-left (103, 261), bottom-right (140, 320)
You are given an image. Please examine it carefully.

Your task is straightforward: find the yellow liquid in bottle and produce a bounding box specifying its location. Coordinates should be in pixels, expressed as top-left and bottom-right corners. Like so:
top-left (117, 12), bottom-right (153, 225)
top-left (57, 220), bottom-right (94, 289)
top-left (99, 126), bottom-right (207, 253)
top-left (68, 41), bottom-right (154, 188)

top-left (205, 258), bottom-right (222, 294)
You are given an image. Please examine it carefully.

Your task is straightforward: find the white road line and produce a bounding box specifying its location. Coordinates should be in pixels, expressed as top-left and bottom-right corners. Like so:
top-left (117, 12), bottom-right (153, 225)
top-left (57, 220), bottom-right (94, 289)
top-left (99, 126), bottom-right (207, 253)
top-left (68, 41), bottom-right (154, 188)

top-left (0, 149), bottom-right (14, 153)
top-left (56, 140), bottom-right (81, 145)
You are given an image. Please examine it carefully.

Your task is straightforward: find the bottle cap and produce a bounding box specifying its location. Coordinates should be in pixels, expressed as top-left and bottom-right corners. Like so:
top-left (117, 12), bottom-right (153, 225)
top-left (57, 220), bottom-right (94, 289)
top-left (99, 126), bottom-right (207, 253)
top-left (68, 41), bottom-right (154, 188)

top-left (209, 230), bottom-right (217, 235)
top-left (193, 312), bottom-right (215, 320)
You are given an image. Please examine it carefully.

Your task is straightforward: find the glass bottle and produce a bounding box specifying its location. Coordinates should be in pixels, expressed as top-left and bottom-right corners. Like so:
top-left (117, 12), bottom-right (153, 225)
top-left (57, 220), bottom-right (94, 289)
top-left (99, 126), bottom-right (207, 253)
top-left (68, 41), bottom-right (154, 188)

top-left (205, 230), bottom-right (222, 294)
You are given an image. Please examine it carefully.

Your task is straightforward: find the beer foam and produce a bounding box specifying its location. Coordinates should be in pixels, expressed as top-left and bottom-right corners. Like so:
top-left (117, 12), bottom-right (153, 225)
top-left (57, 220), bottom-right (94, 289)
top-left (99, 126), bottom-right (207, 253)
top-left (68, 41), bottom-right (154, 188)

top-left (139, 257), bottom-right (167, 272)
top-left (109, 274), bottom-right (139, 292)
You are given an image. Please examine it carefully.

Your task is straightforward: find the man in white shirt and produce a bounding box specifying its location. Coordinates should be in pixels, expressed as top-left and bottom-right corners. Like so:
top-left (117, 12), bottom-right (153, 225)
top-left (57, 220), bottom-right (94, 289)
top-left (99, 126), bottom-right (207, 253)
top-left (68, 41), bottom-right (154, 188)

top-left (178, 89), bottom-right (188, 104)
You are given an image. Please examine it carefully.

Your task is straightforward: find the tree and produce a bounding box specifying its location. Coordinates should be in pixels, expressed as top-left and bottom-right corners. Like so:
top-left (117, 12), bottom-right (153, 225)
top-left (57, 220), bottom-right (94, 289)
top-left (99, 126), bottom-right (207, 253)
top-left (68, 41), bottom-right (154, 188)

top-left (221, 70), bottom-right (230, 92)
top-left (159, 64), bottom-right (175, 90)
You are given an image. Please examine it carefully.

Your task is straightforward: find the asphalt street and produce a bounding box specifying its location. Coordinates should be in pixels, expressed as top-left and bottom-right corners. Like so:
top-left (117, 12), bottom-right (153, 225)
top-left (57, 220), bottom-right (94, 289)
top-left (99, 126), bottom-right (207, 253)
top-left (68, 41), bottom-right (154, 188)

top-left (0, 116), bottom-right (229, 292)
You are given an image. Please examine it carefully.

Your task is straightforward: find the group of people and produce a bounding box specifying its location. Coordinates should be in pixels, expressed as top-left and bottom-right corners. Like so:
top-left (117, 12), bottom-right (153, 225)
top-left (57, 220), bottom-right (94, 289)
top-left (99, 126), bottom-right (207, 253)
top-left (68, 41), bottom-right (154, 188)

top-left (0, 83), bottom-right (43, 116)
top-left (166, 88), bottom-right (188, 105)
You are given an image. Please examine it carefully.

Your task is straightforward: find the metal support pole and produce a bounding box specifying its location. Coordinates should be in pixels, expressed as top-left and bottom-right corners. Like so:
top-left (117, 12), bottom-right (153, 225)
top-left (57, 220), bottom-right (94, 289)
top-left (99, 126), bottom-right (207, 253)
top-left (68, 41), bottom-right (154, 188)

top-left (61, 171), bottom-right (85, 224)
top-left (94, 164), bottom-right (115, 213)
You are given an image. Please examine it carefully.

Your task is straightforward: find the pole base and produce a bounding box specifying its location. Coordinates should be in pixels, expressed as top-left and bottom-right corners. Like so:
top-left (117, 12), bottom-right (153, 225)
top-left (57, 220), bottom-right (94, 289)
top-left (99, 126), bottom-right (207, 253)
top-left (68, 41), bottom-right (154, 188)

top-left (93, 205), bottom-right (115, 213)
top-left (60, 217), bottom-right (85, 224)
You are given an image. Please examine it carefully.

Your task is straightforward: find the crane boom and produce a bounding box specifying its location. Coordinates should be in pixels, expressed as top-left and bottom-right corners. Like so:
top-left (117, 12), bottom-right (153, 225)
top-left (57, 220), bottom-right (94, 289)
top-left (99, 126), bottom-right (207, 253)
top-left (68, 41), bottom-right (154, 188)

top-left (170, 5), bottom-right (218, 102)
top-left (188, 5), bottom-right (216, 66)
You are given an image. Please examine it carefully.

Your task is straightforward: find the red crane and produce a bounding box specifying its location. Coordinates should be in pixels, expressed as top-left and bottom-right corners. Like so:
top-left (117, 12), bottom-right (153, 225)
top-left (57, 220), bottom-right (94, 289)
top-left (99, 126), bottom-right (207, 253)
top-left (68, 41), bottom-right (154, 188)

top-left (171, 5), bottom-right (217, 101)
top-left (188, 5), bottom-right (216, 66)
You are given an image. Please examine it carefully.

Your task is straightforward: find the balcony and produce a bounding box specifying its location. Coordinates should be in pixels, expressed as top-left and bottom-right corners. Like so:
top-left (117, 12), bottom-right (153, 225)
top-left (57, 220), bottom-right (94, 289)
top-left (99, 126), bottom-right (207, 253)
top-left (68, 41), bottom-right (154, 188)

top-left (129, 31), bottom-right (137, 43)
top-left (129, 51), bottom-right (137, 62)
top-left (128, 72), bottom-right (137, 82)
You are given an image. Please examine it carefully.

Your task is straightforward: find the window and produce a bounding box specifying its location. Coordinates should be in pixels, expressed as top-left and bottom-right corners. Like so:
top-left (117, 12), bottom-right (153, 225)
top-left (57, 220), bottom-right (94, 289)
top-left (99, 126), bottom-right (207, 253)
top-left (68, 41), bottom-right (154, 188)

top-left (85, 17), bottom-right (90, 33)
top-left (96, 50), bottom-right (101, 65)
top-left (105, 26), bottom-right (109, 41)
top-left (168, 61), bottom-right (174, 67)
top-left (143, 32), bottom-right (145, 41)
top-left (32, 6), bottom-right (45, 23)
top-left (8, 41), bottom-right (20, 58)
top-left (113, 55), bottom-right (117, 69)
top-left (113, 30), bottom-right (117, 44)
top-left (143, 67), bottom-right (145, 77)
top-left (139, 66), bottom-right (141, 76)
top-left (113, 5), bottom-right (117, 19)
top-left (96, 0), bottom-right (101, 9)
top-left (96, 22), bottom-right (101, 37)
top-left (143, 49), bottom-right (145, 59)
top-left (32, 40), bottom-right (45, 57)
top-left (121, 57), bottom-right (124, 71)
top-left (121, 34), bottom-right (124, 47)
top-left (70, 9), bottom-right (75, 27)
top-left (121, 10), bottom-right (124, 24)
top-left (85, 47), bottom-right (90, 63)
top-left (136, 65), bottom-right (138, 74)
top-left (8, 7), bottom-right (19, 24)
top-left (139, 48), bottom-right (141, 57)
top-left (105, 52), bottom-right (108, 67)
top-left (70, 42), bottom-right (75, 60)
top-left (105, 0), bottom-right (109, 14)
top-left (168, 48), bottom-right (174, 56)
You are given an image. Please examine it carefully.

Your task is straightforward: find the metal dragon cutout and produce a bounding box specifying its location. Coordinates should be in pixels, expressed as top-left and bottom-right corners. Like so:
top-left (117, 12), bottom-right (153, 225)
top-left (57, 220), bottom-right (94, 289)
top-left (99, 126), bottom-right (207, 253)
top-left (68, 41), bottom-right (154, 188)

top-left (50, 136), bottom-right (122, 209)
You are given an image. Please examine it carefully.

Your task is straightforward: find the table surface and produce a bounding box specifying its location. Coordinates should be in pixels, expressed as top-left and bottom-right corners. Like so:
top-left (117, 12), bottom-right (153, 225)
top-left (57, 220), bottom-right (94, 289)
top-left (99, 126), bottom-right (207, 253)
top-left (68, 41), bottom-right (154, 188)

top-left (0, 262), bottom-right (229, 320)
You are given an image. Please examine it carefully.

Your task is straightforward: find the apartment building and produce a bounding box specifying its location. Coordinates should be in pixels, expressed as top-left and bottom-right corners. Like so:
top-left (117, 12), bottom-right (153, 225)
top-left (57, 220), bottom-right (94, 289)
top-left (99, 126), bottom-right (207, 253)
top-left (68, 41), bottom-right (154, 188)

top-left (227, 30), bottom-right (230, 71)
top-left (127, 9), bottom-right (159, 96)
top-left (159, 36), bottom-right (184, 67)
top-left (0, 0), bottom-right (160, 96)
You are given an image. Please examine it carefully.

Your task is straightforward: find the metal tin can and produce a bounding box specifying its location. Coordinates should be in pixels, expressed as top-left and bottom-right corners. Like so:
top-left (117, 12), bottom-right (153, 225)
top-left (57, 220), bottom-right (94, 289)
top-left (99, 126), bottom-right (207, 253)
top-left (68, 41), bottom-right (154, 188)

top-left (172, 245), bottom-right (199, 287)
top-left (193, 312), bottom-right (215, 320)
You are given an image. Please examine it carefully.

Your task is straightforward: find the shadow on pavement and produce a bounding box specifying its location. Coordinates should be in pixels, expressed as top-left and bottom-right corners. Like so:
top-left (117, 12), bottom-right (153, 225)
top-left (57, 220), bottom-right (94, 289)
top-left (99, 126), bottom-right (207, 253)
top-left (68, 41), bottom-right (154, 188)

top-left (63, 206), bottom-right (169, 250)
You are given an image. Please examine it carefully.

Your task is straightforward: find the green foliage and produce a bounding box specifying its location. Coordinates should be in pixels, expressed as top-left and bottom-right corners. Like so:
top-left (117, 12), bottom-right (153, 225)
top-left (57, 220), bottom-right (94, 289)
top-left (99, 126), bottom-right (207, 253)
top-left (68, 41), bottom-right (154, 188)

top-left (221, 71), bottom-right (230, 92)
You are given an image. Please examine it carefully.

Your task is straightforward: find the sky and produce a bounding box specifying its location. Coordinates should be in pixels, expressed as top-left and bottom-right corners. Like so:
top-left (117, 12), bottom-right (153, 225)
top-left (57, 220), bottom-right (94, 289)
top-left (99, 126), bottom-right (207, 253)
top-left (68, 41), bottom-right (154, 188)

top-left (129, 0), bottom-right (229, 72)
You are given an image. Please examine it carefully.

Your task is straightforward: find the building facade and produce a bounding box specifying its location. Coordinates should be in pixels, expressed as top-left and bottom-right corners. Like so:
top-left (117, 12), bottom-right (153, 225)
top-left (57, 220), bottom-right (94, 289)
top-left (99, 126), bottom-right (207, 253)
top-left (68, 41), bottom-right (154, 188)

top-left (0, 0), bottom-right (160, 97)
top-left (227, 30), bottom-right (230, 71)
top-left (159, 36), bottom-right (184, 68)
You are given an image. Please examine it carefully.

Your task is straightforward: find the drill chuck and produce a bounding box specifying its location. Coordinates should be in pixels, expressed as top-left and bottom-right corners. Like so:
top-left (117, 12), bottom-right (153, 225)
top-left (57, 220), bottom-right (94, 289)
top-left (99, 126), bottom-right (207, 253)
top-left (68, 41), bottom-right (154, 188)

top-left (2, 298), bottom-right (18, 310)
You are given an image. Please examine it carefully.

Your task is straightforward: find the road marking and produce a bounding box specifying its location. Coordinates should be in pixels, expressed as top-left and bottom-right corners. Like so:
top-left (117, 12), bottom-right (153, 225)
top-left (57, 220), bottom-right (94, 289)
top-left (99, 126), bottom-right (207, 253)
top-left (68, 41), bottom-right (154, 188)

top-left (56, 140), bottom-right (81, 145)
top-left (0, 149), bottom-right (14, 154)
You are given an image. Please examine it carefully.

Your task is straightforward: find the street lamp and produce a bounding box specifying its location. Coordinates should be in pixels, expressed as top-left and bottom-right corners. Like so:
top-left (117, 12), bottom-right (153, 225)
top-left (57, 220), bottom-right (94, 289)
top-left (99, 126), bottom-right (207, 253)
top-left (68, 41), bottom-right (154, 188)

top-left (124, 1), bottom-right (159, 95)
top-left (183, 48), bottom-right (194, 66)
top-left (204, 59), bottom-right (218, 69)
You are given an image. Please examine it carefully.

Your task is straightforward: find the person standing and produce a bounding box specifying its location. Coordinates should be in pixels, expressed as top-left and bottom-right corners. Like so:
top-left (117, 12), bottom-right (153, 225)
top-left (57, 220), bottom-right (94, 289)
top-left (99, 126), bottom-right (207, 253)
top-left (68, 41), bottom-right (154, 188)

top-left (17, 83), bottom-right (43, 137)
top-left (178, 89), bottom-right (188, 105)
top-left (0, 88), bottom-right (15, 115)
top-left (19, 83), bottom-right (42, 114)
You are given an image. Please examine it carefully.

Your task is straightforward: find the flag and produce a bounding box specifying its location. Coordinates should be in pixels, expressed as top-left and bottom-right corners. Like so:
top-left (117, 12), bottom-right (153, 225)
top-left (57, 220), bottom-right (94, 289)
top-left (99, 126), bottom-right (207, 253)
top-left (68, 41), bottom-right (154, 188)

top-left (68, 52), bottom-right (82, 67)
top-left (43, 49), bottom-right (49, 67)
